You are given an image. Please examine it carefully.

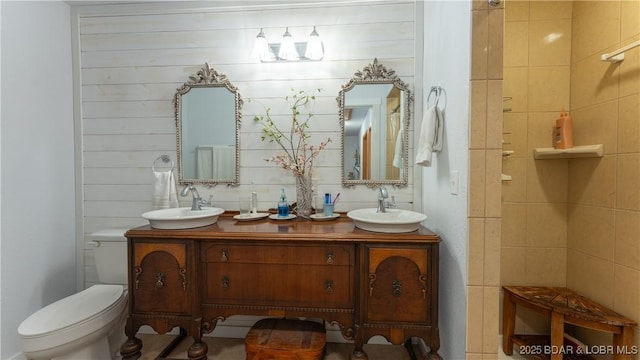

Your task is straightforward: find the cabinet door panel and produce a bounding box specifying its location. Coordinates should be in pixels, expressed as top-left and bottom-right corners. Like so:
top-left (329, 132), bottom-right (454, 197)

top-left (367, 248), bottom-right (430, 323)
top-left (132, 242), bottom-right (190, 314)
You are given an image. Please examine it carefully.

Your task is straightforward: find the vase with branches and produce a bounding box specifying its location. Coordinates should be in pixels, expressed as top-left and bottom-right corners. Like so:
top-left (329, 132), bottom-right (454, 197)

top-left (253, 88), bottom-right (331, 218)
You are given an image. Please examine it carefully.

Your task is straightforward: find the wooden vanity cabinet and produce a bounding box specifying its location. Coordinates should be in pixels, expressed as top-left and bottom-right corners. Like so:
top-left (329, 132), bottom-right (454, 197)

top-left (120, 217), bottom-right (441, 360)
top-left (359, 244), bottom-right (440, 359)
top-left (121, 238), bottom-right (207, 360)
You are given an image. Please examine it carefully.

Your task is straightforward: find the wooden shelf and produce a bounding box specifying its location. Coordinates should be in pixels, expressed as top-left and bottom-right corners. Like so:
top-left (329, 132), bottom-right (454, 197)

top-left (533, 144), bottom-right (603, 160)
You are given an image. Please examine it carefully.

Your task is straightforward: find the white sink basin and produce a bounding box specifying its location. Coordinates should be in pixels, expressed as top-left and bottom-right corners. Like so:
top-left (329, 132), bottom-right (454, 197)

top-left (141, 207), bottom-right (225, 229)
top-left (347, 208), bottom-right (427, 233)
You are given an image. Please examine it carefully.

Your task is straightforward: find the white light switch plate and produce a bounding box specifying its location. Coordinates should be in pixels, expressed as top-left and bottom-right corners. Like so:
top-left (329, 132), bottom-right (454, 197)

top-left (450, 170), bottom-right (459, 195)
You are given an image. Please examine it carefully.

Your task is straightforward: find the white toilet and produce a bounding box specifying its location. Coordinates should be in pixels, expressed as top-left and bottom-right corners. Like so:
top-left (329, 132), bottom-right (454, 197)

top-left (18, 229), bottom-right (130, 360)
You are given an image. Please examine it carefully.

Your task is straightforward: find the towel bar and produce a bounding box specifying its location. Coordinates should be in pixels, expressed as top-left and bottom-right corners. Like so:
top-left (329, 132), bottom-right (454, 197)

top-left (152, 155), bottom-right (175, 172)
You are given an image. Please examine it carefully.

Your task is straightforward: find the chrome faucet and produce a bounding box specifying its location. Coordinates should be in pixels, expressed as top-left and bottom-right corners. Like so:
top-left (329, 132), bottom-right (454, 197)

top-left (180, 184), bottom-right (209, 210)
top-left (376, 186), bottom-right (396, 213)
top-left (377, 186), bottom-right (388, 213)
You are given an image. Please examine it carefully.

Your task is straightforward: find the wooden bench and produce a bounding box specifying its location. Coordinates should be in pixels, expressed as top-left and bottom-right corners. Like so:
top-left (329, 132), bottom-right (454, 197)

top-left (503, 286), bottom-right (637, 360)
top-left (245, 318), bottom-right (326, 360)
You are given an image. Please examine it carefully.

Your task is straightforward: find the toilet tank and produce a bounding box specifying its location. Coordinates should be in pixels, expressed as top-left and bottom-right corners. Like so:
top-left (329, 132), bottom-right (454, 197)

top-left (90, 228), bottom-right (129, 285)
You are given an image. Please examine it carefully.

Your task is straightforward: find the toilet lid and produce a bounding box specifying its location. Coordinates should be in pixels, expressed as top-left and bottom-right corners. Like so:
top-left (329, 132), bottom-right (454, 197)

top-left (18, 284), bottom-right (124, 337)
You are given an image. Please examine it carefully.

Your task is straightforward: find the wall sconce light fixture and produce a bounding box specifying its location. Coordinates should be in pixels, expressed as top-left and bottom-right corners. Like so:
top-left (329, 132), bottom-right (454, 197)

top-left (252, 26), bottom-right (324, 62)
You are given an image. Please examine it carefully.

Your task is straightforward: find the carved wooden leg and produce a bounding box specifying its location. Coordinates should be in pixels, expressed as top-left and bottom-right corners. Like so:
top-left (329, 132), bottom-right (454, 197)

top-left (502, 290), bottom-right (516, 355)
top-left (429, 329), bottom-right (441, 360)
top-left (350, 323), bottom-right (368, 360)
top-left (120, 337), bottom-right (142, 360)
top-left (121, 317), bottom-right (142, 360)
top-left (550, 311), bottom-right (564, 360)
top-left (187, 317), bottom-right (207, 360)
top-left (612, 325), bottom-right (635, 360)
top-left (187, 340), bottom-right (208, 360)
top-left (426, 349), bottom-right (442, 360)
top-left (350, 346), bottom-right (369, 360)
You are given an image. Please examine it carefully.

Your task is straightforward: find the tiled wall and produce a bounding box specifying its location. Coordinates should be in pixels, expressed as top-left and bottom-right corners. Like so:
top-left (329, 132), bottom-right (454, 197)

top-left (467, 0), bottom-right (504, 358)
top-left (501, 0), bottom-right (573, 336)
top-left (567, 0), bottom-right (640, 346)
top-left (500, 0), bottom-right (640, 348)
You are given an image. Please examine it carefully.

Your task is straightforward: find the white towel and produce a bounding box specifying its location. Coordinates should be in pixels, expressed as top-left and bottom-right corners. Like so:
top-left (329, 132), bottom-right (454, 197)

top-left (415, 104), bottom-right (444, 167)
top-left (392, 127), bottom-right (404, 168)
top-left (152, 170), bottom-right (179, 210)
top-left (197, 145), bottom-right (236, 179)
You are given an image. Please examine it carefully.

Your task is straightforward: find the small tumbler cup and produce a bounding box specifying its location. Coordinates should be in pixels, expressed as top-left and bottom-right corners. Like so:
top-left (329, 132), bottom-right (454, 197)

top-left (323, 203), bottom-right (334, 217)
top-left (239, 196), bottom-right (252, 215)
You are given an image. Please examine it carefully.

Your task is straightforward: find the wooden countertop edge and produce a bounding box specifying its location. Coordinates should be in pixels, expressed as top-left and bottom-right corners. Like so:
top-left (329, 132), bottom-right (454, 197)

top-left (127, 214), bottom-right (440, 243)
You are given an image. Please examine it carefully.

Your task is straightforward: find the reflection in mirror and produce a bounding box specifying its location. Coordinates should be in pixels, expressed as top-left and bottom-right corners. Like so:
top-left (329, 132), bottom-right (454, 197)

top-left (175, 63), bottom-right (242, 186)
top-left (338, 58), bottom-right (412, 188)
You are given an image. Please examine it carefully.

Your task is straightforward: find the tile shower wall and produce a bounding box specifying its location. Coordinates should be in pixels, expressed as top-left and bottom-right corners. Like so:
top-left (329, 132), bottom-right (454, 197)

top-left (501, 0), bottom-right (572, 336)
top-left (567, 0), bottom-right (640, 346)
top-left (76, 2), bottom-right (416, 285)
top-left (467, 0), bottom-right (504, 358)
top-left (500, 0), bottom-right (640, 347)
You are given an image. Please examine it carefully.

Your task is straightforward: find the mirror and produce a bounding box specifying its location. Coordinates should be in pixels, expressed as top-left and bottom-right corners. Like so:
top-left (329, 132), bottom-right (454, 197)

top-left (338, 58), bottom-right (412, 188)
top-left (175, 63), bottom-right (242, 186)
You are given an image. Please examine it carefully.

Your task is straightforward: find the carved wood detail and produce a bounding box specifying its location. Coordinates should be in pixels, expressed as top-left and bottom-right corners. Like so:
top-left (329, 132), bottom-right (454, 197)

top-left (179, 267), bottom-right (187, 291)
top-left (123, 218), bottom-right (440, 360)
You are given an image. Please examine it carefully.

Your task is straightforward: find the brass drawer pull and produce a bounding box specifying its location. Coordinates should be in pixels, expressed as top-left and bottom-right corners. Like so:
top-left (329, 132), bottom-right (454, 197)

top-left (392, 280), bottom-right (402, 296)
top-left (134, 266), bottom-right (142, 290)
top-left (326, 280), bottom-right (334, 293)
top-left (369, 273), bottom-right (376, 297)
top-left (222, 276), bottom-right (230, 290)
top-left (221, 250), bottom-right (228, 262)
top-left (180, 268), bottom-right (187, 292)
top-left (420, 274), bottom-right (427, 299)
top-left (155, 273), bottom-right (165, 288)
top-left (326, 253), bottom-right (334, 265)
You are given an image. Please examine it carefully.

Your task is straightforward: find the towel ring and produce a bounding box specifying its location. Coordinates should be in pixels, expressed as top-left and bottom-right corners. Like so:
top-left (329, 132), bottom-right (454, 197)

top-left (427, 86), bottom-right (447, 110)
top-left (152, 155), bottom-right (175, 172)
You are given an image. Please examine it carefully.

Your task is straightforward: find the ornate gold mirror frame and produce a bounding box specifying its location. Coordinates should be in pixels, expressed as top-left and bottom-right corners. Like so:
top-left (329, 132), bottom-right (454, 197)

top-left (337, 58), bottom-right (413, 188)
top-left (175, 63), bottom-right (243, 186)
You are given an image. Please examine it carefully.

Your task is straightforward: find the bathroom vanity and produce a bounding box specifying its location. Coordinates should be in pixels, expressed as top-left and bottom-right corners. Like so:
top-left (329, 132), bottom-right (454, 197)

top-left (120, 214), bottom-right (441, 360)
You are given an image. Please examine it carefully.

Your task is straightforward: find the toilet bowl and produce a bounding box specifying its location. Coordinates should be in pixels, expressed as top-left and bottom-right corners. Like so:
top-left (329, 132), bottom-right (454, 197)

top-left (18, 285), bottom-right (128, 359)
top-left (18, 229), bottom-right (129, 360)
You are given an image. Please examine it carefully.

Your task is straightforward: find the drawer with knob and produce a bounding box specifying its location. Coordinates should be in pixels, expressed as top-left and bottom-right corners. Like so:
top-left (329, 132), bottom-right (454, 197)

top-left (201, 243), bottom-right (352, 266)
top-left (201, 243), bottom-right (354, 308)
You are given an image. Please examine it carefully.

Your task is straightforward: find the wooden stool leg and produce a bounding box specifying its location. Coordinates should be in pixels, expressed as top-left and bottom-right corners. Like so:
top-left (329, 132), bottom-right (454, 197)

top-left (550, 311), bottom-right (564, 360)
top-left (502, 290), bottom-right (516, 355)
top-left (613, 326), bottom-right (635, 360)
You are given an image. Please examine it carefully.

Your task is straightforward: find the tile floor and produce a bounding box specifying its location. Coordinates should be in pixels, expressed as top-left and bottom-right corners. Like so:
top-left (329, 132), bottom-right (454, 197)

top-left (137, 334), bottom-right (414, 360)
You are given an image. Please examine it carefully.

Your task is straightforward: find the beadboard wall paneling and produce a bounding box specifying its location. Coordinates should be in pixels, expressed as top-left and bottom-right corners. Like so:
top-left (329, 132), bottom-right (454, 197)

top-left (78, 1), bottom-right (417, 288)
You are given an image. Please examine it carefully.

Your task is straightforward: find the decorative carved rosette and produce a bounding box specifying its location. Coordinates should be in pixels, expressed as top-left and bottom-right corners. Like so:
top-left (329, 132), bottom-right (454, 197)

top-left (353, 58), bottom-right (398, 81)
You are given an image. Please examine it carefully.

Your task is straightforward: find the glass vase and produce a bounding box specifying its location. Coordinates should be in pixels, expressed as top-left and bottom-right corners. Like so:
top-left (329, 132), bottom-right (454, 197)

top-left (295, 173), bottom-right (313, 218)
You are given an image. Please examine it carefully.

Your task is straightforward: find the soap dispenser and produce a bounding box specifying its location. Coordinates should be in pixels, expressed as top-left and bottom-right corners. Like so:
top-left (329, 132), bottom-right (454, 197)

top-left (251, 181), bottom-right (258, 214)
top-left (277, 188), bottom-right (289, 217)
top-left (553, 109), bottom-right (573, 149)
